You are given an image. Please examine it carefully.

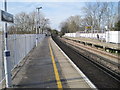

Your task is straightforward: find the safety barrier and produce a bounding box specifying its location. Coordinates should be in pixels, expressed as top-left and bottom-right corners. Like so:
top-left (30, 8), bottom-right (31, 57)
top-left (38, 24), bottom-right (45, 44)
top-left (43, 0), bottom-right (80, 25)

top-left (0, 34), bottom-right (45, 86)
top-left (0, 34), bottom-right (3, 83)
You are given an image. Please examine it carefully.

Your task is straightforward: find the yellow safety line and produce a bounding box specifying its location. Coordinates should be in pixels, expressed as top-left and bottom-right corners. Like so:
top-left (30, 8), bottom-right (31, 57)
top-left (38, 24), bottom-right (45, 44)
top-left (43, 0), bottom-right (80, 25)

top-left (49, 41), bottom-right (63, 89)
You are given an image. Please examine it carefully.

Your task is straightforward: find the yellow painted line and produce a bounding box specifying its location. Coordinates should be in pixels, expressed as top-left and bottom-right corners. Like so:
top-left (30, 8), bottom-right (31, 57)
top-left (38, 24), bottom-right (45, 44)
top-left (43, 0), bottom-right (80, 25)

top-left (49, 41), bottom-right (63, 89)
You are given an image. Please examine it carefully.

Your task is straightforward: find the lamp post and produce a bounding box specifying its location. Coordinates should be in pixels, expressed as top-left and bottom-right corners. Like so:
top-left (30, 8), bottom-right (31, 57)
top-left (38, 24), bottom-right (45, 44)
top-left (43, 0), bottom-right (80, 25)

top-left (4, 0), bottom-right (12, 87)
top-left (36, 7), bottom-right (42, 47)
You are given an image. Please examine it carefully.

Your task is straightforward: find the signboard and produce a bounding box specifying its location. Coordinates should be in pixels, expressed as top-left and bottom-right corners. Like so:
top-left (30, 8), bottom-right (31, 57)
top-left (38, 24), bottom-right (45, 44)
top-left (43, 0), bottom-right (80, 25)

top-left (85, 26), bottom-right (91, 29)
top-left (0, 10), bottom-right (14, 23)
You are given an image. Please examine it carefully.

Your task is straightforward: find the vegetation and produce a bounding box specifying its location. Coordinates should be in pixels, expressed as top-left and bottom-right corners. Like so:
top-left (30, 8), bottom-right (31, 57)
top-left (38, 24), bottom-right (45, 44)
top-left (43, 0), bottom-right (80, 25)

top-left (0, 31), bottom-right (2, 34)
top-left (114, 20), bottom-right (120, 31)
top-left (8, 11), bottom-right (50, 34)
top-left (59, 2), bottom-right (118, 35)
top-left (50, 29), bottom-right (59, 36)
top-left (60, 15), bottom-right (84, 35)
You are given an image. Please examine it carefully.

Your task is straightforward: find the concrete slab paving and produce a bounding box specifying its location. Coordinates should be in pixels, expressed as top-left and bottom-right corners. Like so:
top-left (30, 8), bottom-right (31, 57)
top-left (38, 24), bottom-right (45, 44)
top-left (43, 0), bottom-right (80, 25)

top-left (12, 37), bottom-right (58, 88)
top-left (11, 36), bottom-right (94, 89)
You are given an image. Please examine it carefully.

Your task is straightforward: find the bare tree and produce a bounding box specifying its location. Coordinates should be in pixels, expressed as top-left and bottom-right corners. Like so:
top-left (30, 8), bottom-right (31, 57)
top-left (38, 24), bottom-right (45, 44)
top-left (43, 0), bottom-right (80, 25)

top-left (60, 15), bottom-right (84, 34)
top-left (82, 2), bottom-right (118, 31)
top-left (59, 21), bottom-right (69, 35)
top-left (29, 11), bottom-right (36, 33)
top-left (67, 15), bottom-right (83, 32)
top-left (40, 18), bottom-right (50, 34)
top-left (60, 15), bottom-right (87, 34)
top-left (14, 12), bottom-right (30, 33)
top-left (8, 11), bottom-right (50, 34)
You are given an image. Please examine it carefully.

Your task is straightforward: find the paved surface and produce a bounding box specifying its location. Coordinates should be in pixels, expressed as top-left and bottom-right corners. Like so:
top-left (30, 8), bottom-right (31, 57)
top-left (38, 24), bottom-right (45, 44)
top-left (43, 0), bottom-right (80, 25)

top-left (12, 37), bottom-right (58, 88)
top-left (11, 36), bottom-right (92, 88)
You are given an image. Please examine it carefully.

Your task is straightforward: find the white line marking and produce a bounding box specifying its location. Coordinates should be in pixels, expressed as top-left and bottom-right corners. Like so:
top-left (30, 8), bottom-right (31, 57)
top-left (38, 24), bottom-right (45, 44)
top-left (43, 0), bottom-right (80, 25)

top-left (51, 37), bottom-right (97, 89)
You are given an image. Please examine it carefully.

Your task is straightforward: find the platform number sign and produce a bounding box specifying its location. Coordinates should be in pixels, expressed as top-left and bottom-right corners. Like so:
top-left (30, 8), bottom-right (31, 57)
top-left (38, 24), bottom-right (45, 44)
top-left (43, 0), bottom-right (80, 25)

top-left (0, 10), bottom-right (14, 23)
top-left (85, 26), bottom-right (91, 29)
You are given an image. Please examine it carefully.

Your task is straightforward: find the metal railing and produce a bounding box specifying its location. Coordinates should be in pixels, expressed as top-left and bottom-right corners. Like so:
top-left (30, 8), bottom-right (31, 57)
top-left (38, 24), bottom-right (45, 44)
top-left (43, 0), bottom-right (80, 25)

top-left (0, 34), bottom-right (4, 83)
top-left (0, 34), bottom-right (45, 86)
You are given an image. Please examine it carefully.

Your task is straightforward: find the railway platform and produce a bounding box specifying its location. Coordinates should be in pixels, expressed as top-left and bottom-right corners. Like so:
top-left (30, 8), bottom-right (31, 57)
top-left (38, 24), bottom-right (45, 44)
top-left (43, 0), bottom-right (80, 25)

top-left (6, 36), bottom-right (96, 89)
top-left (63, 36), bottom-right (120, 51)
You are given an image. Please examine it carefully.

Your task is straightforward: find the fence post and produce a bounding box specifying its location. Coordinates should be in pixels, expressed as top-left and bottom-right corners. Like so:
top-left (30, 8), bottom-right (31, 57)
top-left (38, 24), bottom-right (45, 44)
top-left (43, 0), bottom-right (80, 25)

top-left (14, 34), bottom-right (17, 65)
top-left (25, 35), bottom-right (27, 57)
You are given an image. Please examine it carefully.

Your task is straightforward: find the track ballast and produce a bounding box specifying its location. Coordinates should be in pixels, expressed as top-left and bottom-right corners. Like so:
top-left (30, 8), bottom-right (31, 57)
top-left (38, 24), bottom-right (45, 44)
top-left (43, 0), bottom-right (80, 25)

top-left (52, 36), bottom-right (120, 89)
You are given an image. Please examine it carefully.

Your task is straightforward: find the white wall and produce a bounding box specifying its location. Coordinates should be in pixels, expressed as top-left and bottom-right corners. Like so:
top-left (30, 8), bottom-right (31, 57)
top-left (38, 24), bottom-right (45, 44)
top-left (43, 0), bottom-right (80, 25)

top-left (64, 31), bottom-right (120, 43)
top-left (64, 33), bottom-right (76, 37)
top-left (65, 32), bottom-right (105, 40)
top-left (105, 31), bottom-right (120, 43)
top-left (76, 32), bottom-right (105, 40)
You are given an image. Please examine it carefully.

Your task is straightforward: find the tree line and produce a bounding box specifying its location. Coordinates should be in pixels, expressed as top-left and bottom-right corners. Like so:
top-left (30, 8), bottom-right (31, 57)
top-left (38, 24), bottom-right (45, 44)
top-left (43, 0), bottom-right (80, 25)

top-left (8, 11), bottom-right (50, 34)
top-left (60, 2), bottom-right (119, 35)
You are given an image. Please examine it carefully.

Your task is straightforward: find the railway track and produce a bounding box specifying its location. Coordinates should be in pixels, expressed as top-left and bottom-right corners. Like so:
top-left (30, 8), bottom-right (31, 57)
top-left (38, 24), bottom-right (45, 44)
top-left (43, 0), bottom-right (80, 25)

top-left (64, 37), bottom-right (119, 60)
top-left (52, 36), bottom-right (120, 89)
top-left (61, 37), bottom-right (120, 75)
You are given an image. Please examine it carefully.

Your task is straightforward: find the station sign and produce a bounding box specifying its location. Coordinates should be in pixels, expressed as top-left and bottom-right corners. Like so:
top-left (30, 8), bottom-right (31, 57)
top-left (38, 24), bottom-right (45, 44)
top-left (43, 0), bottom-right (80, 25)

top-left (0, 10), bottom-right (14, 23)
top-left (85, 26), bottom-right (91, 29)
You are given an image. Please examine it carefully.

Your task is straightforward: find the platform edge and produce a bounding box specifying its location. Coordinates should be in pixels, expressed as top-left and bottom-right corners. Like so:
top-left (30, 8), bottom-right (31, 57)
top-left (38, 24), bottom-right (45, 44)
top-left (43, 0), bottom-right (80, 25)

top-left (51, 37), bottom-right (97, 89)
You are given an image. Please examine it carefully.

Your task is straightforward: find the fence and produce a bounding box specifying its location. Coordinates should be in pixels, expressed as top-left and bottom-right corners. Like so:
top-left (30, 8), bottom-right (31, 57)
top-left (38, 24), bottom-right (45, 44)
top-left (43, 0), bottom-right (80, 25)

top-left (65, 32), bottom-right (105, 40)
top-left (0, 34), bottom-right (3, 84)
top-left (0, 34), bottom-right (45, 86)
top-left (105, 31), bottom-right (120, 43)
top-left (65, 31), bottom-right (120, 44)
top-left (76, 32), bottom-right (105, 40)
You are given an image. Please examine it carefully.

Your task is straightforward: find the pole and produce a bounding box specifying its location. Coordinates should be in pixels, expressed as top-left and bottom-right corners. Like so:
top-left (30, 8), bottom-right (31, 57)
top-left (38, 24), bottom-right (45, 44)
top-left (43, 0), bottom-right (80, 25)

top-left (36, 7), bottom-right (42, 47)
top-left (38, 9), bottom-right (40, 41)
top-left (36, 9), bottom-right (38, 47)
top-left (38, 9), bottom-right (40, 34)
top-left (4, 0), bottom-right (12, 87)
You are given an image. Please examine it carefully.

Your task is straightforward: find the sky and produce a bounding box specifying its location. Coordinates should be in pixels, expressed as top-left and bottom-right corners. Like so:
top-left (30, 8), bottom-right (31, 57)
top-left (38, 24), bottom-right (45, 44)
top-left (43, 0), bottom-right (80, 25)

top-left (0, 1), bottom-right (86, 30)
top-left (0, 0), bottom-right (119, 30)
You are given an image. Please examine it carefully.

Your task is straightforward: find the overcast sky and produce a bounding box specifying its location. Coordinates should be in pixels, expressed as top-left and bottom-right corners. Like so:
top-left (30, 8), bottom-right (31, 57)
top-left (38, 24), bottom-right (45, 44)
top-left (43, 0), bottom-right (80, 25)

top-left (0, 0), bottom-right (119, 30)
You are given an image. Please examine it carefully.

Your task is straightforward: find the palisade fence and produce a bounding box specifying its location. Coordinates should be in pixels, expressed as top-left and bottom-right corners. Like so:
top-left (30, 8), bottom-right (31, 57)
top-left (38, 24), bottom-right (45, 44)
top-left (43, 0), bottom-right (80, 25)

top-left (0, 33), bottom-right (3, 85)
top-left (0, 34), bottom-right (45, 85)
